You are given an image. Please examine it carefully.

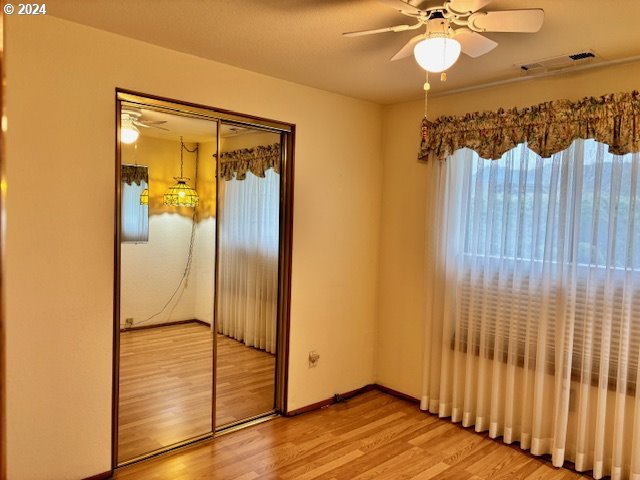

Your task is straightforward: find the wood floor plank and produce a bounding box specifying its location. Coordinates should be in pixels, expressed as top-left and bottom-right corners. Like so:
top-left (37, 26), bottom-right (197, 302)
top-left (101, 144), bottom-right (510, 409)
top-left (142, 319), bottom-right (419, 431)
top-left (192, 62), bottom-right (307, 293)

top-left (346, 446), bottom-right (436, 480)
top-left (409, 462), bottom-right (451, 480)
top-left (114, 390), bottom-right (593, 480)
top-left (440, 432), bottom-right (490, 466)
top-left (440, 438), bottom-right (502, 471)
top-left (467, 445), bottom-right (529, 478)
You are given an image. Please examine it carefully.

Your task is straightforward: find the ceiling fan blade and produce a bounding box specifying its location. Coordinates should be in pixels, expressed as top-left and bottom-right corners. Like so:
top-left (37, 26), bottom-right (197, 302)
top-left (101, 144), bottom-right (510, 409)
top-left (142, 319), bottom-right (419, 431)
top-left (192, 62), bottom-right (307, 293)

top-left (343, 24), bottom-right (416, 37)
top-left (469, 9), bottom-right (544, 33)
top-left (390, 34), bottom-right (423, 61)
top-left (447, 0), bottom-right (491, 14)
top-left (139, 120), bottom-right (168, 125)
top-left (122, 108), bottom-right (141, 116)
top-left (135, 122), bottom-right (170, 132)
top-left (454, 30), bottom-right (498, 58)
top-left (378, 0), bottom-right (422, 15)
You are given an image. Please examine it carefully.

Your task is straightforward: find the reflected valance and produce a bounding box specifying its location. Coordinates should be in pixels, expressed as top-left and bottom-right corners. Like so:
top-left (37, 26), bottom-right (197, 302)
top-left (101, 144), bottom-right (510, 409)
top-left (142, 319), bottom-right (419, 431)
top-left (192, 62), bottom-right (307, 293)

top-left (418, 90), bottom-right (640, 162)
top-left (220, 143), bottom-right (281, 181)
top-left (121, 164), bottom-right (148, 185)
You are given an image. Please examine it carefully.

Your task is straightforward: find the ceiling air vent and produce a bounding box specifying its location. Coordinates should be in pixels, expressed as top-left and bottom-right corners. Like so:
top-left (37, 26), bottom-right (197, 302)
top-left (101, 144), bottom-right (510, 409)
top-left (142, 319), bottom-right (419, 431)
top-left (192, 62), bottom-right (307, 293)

top-left (519, 50), bottom-right (599, 75)
top-left (569, 52), bottom-right (596, 61)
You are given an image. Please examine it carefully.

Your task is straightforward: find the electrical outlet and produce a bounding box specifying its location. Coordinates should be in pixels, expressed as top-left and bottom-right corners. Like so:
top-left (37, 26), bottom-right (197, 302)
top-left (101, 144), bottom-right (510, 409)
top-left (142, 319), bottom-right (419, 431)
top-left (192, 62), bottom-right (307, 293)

top-left (308, 350), bottom-right (320, 368)
top-left (125, 318), bottom-right (134, 328)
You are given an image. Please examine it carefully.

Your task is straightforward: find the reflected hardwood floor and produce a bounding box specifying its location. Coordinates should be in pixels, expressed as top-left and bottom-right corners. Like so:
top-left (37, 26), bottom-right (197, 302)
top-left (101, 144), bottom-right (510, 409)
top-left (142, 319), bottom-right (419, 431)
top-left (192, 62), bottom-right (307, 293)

top-left (215, 334), bottom-right (275, 426)
top-left (118, 322), bottom-right (275, 463)
top-left (114, 390), bottom-right (591, 480)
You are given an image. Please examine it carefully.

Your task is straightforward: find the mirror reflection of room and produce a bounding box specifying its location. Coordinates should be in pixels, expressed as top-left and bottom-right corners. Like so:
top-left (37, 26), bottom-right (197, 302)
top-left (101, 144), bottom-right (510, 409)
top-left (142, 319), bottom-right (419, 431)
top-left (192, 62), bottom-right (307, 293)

top-left (118, 105), bottom-right (217, 463)
top-left (215, 125), bottom-right (281, 427)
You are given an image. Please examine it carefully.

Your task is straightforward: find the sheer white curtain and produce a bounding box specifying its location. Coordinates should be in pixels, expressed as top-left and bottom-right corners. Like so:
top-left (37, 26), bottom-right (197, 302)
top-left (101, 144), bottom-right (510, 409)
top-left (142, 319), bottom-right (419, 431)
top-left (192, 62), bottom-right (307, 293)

top-left (217, 169), bottom-right (279, 354)
top-left (422, 139), bottom-right (640, 479)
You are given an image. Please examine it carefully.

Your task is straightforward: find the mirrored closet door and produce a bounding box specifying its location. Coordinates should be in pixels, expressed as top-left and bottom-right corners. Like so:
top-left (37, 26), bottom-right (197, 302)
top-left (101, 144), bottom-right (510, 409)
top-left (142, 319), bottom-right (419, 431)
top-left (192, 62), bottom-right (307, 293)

top-left (116, 102), bottom-right (218, 463)
top-left (215, 124), bottom-right (282, 428)
top-left (114, 92), bottom-right (293, 467)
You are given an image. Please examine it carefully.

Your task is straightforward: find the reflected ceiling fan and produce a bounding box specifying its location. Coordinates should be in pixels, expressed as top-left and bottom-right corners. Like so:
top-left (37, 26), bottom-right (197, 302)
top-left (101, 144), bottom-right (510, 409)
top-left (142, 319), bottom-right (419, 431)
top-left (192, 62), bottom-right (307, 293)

top-left (344, 0), bottom-right (544, 73)
top-left (121, 107), bottom-right (169, 144)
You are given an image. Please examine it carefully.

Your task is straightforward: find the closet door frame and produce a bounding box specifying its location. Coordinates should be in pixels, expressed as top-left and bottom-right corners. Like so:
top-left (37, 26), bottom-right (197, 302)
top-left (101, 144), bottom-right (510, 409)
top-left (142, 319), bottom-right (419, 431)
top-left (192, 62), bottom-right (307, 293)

top-left (112, 89), bottom-right (294, 469)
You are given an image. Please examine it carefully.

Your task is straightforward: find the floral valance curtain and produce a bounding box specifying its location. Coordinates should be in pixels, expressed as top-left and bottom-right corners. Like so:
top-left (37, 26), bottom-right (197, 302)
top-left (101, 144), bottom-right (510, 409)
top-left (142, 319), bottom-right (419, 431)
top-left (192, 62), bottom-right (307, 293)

top-left (418, 90), bottom-right (640, 162)
top-left (219, 143), bottom-right (281, 181)
top-left (121, 164), bottom-right (148, 186)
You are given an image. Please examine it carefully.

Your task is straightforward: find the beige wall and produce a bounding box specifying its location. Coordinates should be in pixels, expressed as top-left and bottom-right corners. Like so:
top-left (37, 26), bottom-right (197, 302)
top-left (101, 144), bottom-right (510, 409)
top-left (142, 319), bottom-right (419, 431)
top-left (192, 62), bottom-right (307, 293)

top-left (5, 15), bottom-right (381, 479)
top-left (221, 130), bottom-right (280, 152)
top-left (375, 61), bottom-right (640, 398)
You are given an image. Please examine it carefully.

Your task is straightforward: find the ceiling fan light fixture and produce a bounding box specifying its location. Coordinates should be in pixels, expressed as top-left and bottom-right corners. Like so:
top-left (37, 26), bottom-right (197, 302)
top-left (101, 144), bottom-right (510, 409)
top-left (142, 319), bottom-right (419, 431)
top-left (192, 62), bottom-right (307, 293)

top-left (121, 126), bottom-right (140, 144)
top-left (413, 36), bottom-right (461, 73)
top-left (121, 115), bottom-right (140, 144)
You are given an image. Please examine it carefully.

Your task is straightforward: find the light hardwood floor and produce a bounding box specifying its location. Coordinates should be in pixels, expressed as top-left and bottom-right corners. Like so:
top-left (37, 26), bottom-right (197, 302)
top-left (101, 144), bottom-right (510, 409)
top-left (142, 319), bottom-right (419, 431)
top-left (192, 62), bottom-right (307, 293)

top-left (118, 322), bottom-right (275, 463)
top-left (114, 389), bottom-right (592, 479)
top-left (215, 334), bottom-right (276, 426)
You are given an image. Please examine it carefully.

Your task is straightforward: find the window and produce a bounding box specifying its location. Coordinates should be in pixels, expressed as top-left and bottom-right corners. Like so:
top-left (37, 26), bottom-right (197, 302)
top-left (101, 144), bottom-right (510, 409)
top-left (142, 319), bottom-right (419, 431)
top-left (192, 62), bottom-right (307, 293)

top-left (451, 140), bottom-right (640, 387)
top-left (121, 164), bottom-right (149, 243)
top-left (462, 141), bottom-right (640, 270)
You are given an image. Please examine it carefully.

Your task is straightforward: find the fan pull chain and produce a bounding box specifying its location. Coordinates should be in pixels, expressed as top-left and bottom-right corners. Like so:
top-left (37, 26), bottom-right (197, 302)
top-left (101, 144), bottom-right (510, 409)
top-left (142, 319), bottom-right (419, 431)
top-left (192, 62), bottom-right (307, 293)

top-left (441, 20), bottom-right (449, 82)
top-left (424, 71), bottom-right (430, 118)
top-left (133, 142), bottom-right (138, 165)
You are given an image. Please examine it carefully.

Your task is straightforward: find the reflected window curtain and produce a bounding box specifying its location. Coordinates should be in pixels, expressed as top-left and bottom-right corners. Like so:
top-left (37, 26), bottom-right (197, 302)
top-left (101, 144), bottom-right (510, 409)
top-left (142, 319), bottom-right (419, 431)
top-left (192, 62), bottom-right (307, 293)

top-left (422, 140), bottom-right (640, 479)
top-left (217, 168), bottom-right (279, 354)
top-left (121, 165), bottom-right (149, 243)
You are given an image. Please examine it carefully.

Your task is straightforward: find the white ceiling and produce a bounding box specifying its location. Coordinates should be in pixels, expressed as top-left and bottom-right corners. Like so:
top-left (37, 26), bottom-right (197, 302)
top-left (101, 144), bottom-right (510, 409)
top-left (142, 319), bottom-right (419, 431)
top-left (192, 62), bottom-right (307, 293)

top-left (47, 0), bottom-right (640, 104)
top-left (126, 105), bottom-right (260, 143)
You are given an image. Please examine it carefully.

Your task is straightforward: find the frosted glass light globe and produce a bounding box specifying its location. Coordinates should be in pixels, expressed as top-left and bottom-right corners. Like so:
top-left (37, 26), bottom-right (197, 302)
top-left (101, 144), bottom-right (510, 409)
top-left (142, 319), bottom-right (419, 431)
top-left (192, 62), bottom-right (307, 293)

top-left (414, 37), bottom-right (461, 73)
top-left (121, 127), bottom-right (139, 144)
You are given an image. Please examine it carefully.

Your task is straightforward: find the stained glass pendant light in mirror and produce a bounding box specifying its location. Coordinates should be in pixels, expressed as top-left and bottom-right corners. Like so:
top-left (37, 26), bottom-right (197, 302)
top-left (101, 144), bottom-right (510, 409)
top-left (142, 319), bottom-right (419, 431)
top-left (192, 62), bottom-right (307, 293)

top-left (163, 137), bottom-right (199, 208)
top-left (140, 188), bottom-right (149, 205)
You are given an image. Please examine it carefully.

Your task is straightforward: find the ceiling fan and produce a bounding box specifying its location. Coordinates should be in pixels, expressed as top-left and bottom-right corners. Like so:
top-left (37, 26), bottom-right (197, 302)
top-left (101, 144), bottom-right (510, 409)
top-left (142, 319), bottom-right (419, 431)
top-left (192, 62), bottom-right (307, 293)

top-left (121, 107), bottom-right (169, 144)
top-left (344, 0), bottom-right (544, 72)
